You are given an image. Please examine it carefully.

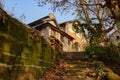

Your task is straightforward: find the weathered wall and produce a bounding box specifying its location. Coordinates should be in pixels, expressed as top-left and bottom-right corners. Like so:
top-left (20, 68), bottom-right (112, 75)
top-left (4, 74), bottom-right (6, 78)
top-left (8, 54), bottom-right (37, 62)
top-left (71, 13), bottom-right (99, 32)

top-left (0, 8), bottom-right (61, 80)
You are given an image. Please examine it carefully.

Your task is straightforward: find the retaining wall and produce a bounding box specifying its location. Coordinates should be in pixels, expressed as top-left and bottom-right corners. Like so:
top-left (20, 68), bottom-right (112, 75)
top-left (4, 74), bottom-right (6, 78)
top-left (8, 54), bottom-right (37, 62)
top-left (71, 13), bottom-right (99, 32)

top-left (0, 8), bottom-right (61, 80)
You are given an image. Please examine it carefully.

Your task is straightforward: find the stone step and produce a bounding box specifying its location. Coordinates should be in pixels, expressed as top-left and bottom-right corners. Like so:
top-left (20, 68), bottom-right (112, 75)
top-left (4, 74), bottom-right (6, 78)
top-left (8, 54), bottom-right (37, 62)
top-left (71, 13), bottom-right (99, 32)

top-left (65, 68), bottom-right (82, 73)
top-left (63, 75), bottom-right (86, 80)
top-left (63, 75), bottom-right (97, 80)
top-left (67, 60), bottom-right (92, 64)
top-left (66, 71), bottom-right (85, 76)
top-left (65, 62), bottom-right (95, 69)
top-left (65, 66), bottom-right (93, 71)
top-left (61, 52), bottom-right (107, 80)
top-left (64, 52), bottom-right (89, 60)
top-left (67, 61), bottom-right (104, 68)
top-left (66, 68), bottom-right (95, 75)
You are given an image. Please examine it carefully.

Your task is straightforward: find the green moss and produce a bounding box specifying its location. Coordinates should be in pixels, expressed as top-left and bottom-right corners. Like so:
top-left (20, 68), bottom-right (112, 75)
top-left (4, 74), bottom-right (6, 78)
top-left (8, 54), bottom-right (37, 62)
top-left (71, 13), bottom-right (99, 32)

top-left (31, 42), bottom-right (42, 65)
top-left (0, 16), bottom-right (31, 44)
top-left (35, 68), bottom-right (43, 79)
top-left (0, 67), bottom-right (10, 80)
top-left (0, 36), bottom-right (11, 64)
top-left (21, 46), bottom-right (32, 64)
top-left (0, 36), bottom-right (6, 49)
top-left (44, 45), bottom-right (50, 67)
top-left (10, 41), bottom-right (23, 55)
top-left (8, 21), bottom-right (29, 42)
top-left (9, 66), bottom-right (20, 80)
top-left (39, 43), bottom-right (46, 66)
top-left (8, 39), bottom-right (24, 65)
top-left (104, 68), bottom-right (120, 80)
top-left (0, 8), bottom-right (62, 79)
top-left (0, 19), bottom-right (9, 33)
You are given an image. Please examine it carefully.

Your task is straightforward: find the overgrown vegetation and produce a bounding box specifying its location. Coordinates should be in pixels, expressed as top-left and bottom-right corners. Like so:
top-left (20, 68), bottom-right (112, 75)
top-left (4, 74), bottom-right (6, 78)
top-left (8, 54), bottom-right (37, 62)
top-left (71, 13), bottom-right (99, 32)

top-left (90, 62), bottom-right (108, 80)
top-left (86, 43), bottom-right (120, 64)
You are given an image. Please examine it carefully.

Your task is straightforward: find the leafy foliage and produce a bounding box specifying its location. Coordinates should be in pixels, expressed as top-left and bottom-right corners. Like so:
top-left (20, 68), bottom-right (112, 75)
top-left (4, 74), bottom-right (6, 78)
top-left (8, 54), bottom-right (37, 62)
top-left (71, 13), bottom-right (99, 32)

top-left (86, 43), bottom-right (120, 64)
top-left (36, 0), bottom-right (117, 44)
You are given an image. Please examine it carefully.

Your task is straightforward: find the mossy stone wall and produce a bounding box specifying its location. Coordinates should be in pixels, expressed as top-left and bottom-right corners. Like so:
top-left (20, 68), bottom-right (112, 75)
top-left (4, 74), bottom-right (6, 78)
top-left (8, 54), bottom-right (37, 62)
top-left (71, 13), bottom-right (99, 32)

top-left (0, 8), bottom-right (61, 80)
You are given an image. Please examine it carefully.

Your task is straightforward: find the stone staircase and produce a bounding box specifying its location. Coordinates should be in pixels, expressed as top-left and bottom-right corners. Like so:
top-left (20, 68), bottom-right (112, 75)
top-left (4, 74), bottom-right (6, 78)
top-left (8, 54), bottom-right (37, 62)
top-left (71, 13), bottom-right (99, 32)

top-left (63, 52), bottom-right (104, 80)
top-left (64, 52), bottom-right (88, 60)
top-left (40, 52), bottom-right (120, 80)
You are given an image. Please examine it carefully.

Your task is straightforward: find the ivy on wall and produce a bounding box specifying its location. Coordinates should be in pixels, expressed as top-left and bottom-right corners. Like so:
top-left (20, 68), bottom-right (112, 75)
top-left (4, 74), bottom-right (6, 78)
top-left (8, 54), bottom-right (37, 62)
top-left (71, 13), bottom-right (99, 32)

top-left (0, 8), bottom-right (62, 80)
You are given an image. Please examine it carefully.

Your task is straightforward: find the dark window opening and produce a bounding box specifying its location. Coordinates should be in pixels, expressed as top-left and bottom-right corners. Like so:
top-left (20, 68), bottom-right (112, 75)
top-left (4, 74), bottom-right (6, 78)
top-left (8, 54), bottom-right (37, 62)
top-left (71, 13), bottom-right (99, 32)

top-left (116, 36), bottom-right (120, 40)
top-left (60, 35), bottom-right (64, 42)
top-left (68, 40), bottom-right (71, 46)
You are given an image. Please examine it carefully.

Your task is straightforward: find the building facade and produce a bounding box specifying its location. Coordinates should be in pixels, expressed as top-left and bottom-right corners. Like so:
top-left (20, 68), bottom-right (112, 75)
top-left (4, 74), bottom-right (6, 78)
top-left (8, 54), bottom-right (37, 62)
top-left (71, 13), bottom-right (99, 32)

top-left (28, 13), bottom-right (87, 52)
top-left (28, 14), bottom-right (74, 52)
top-left (60, 20), bottom-right (87, 51)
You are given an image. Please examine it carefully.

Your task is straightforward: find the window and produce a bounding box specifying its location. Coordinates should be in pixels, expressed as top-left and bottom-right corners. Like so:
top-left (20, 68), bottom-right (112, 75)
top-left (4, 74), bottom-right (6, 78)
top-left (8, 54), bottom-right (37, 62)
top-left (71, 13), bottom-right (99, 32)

top-left (51, 29), bottom-right (56, 36)
top-left (116, 36), bottom-right (120, 40)
top-left (68, 40), bottom-right (71, 46)
top-left (72, 42), bottom-right (80, 51)
top-left (60, 35), bottom-right (64, 42)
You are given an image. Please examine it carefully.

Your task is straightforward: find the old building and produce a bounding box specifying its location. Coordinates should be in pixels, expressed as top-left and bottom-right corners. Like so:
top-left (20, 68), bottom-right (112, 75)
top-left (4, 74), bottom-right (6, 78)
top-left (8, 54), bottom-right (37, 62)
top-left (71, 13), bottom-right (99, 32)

top-left (60, 20), bottom-right (87, 51)
top-left (28, 14), bottom-right (74, 52)
top-left (28, 14), bottom-right (87, 52)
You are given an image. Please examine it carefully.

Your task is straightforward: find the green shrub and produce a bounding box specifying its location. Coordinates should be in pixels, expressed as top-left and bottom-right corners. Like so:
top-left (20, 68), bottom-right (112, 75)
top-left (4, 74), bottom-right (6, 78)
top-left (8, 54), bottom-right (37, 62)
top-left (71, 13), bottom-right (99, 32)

top-left (86, 44), bottom-right (120, 64)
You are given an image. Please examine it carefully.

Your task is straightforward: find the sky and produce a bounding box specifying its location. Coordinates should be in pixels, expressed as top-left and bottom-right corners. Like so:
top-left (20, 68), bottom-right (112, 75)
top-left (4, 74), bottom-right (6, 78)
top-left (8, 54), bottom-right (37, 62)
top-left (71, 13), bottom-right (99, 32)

top-left (4, 0), bottom-right (76, 24)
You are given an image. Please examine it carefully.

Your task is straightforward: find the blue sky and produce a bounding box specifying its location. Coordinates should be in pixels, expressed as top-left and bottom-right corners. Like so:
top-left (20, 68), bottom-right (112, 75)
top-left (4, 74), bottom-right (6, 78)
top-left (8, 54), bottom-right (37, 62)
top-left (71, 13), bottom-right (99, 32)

top-left (4, 0), bottom-right (76, 24)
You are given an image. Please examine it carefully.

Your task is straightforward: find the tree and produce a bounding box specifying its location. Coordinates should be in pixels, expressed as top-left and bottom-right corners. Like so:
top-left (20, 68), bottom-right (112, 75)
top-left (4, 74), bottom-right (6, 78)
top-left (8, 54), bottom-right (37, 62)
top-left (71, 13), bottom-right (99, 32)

top-left (104, 0), bottom-right (120, 21)
top-left (1, 0), bottom-right (119, 44)
top-left (36, 0), bottom-right (116, 44)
